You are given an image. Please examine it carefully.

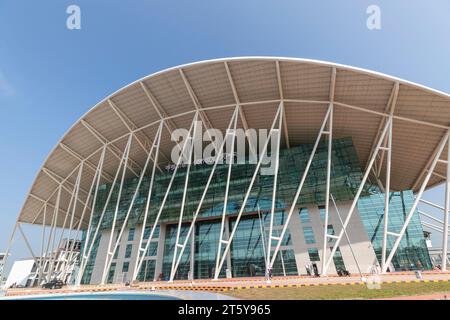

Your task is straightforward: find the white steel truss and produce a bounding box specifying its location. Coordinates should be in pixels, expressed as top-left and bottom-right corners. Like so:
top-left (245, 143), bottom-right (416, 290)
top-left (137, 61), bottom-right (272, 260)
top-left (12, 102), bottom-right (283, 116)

top-left (100, 134), bottom-right (133, 284)
top-left (320, 103), bottom-right (334, 273)
top-left (101, 121), bottom-right (164, 283)
top-left (323, 116), bottom-right (393, 275)
top-left (214, 106), bottom-right (240, 279)
top-left (131, 113), bottom-right (199, 281)
top-left (51, 163), bottom-right (84, 278)
top-left (443, 137), bottom-right (450, 271)
top-left (131, 121), bottom-right (164, 281)
top-left (265, 102), bottom-right (284, 278)
top-left (17, 93), bottom-right (450, 236)
top-left (169, 106), bottom-right (240, 282)
top-left (60, 147), bottom-right (107, 279)
top-left (76, 135), bottom-right (133, 285)
top-left (267, 104), bottom-right (333, 274)
top-left (381, 113), bottom-right (394, 272)
top-left (169, 122), bottom-right (197, 281)
top-left (213, 103), bottom-right (284, 280)
top-left (381, 130), bottom-right (450, 273)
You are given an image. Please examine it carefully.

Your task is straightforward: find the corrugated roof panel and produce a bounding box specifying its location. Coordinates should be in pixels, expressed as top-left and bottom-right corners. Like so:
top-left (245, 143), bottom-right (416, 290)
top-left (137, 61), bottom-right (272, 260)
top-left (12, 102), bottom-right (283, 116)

top-left (29, 171), bottom-right (59, 204)
top-left (284, 102), bottom-right (329, 146)
top-left (335, 69), bottom-right (393, 112)
top-left (228, 60), bottom-right (279, 102)
top-left (396, 84), bottom-right (450, 127)
top-left (280, 61), bottom-right (332, 100)
top-left (83, 101), bottom-right (130, 142)
top-left (389, 121), bottom-right (446, 190)
top-left (61, 122), bottom-right (104, 159)
top-left (182, 62), bottom-right (236, 107)
top-left (44, 145), bottom-right (81, 181)
top-left (142, 70), bottom-right (194, 118)
top-left (241, 102), bottom-right (280, 130)
top-left (110, 83), bottom-right (162, 128)
top-left (16, 58), bottom-right (450, 226)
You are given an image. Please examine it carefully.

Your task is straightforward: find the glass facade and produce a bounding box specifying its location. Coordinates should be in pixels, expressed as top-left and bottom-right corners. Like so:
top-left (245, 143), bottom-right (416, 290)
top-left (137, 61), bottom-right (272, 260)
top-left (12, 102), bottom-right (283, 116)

top-left (146, 242), bottom-right (158, 257)
top-left (332, 247), bottom-right (346, 271)
top-left (107, 262), bottom-right (116, 284)
top-left (194, 221), bottom-right (223, 279)
top-left (128, 228), bottom-right (135, 241)
top-left (124, 244), bottom-right (132, 259)
top-left (137, 260), bottom-right (156, 282)
top-left (159, 212), bottom-right (297, 280)
top-left (161, 224), bottom-right (191, 280)
top-left (88, 137), bottom-right (364, 232)
top-left (327, 225), bottom-right (336, 245)
top-left (299, 207), bottom-right (310, 223)
top-left (318, 206), bottom-right (326, 221)
top-left (230, 213), bottom-right (297, 277)
top-left (357, 190), bottom-right (432, 270)
top-left (80, 231), bottom-right (100, 284)
top-left (308, 248), bottom-right (320, 262)
top-left (79, 137), bottom-right (432, 283)
top-left (303, 226), bottom-right (316, 244)
top-left (143, 225), bottom-right (160, 240)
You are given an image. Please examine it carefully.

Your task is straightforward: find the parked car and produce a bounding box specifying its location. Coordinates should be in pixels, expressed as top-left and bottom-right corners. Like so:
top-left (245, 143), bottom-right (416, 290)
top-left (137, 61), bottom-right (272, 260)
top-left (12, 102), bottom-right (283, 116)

top-left (42, 279), bottom-right (64, 289)
top-left (337, 269), bottom-right (350, 277)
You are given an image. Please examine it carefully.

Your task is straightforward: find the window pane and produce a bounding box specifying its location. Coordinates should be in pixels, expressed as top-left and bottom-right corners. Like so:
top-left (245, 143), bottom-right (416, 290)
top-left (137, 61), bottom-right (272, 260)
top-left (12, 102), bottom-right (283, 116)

top-left (125, 244), bottom-right (133, 258)
top-left (299, 208), bottom-right (310, 223)
top-left (303, 226), bottom-right (315, 244)
top-left (308, 248), bottom-right (320, 262)
top-left (128, 228), bottom-right (135, 241)
top-left (318, 206), bottom-right (326, 220)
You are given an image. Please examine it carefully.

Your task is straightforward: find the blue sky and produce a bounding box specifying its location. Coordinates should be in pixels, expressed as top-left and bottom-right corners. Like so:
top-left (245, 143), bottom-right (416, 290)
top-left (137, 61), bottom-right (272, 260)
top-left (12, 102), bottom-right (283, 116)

top-left (1, 1), bottom-right (450, 261)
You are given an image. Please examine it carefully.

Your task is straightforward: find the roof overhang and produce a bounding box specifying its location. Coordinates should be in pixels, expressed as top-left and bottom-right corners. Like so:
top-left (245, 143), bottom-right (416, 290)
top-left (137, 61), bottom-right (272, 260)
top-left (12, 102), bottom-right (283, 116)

top-left (15, 57), bottom-right (450, 228)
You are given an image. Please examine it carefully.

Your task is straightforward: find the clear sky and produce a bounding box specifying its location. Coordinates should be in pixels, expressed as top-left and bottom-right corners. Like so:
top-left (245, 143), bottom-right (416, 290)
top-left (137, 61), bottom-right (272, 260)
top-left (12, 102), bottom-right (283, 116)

top-left (1, 1), bottom-right (450, 263)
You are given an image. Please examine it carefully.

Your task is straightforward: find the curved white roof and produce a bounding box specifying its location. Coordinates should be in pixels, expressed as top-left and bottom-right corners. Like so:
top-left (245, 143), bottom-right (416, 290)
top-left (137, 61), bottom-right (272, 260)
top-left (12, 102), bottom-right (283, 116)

top-left (17, 57), bottom-right (450, 228)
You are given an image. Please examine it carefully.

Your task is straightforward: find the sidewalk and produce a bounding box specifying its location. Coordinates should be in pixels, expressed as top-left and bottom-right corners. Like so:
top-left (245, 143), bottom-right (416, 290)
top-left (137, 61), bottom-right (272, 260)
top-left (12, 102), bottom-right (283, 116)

top-left (4, 271), bottom-right (450, 297)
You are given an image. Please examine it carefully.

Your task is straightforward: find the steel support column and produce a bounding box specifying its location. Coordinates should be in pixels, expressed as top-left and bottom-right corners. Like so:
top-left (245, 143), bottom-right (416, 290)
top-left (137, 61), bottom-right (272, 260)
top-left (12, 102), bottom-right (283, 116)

top-left (132, 114), bottom-right (198, 281)
top-left (63, 148), bottom-right (106, 280)
top-left (103, 122), bottom-right (164, 281)
top-left (382, 130), bottom-right (450, 273)
top-left (101, 134), bottom-right (133, 284)
top-left (268, 104), bottom-right (333, 273)
top-left (381, 116), bottom-right (393, 271)
top-left (442, 136), bottom-right (450, 271)
top-left (77, 136), bottom-right (133, 285)
top-left (321, 103), bottom-right (333, 275)
top-left (169, 119), bottom-right (197, 282)
top-left (214, 104), bottom-right (283, 280)
top-left (75, 146), bottom-right (107, 286)
top-left (170, 107), bottom-right (240, 282)
top-left (0, 221), bottom-right (18, 287)
top-left (214, 107), bottom-right (240, 280)
top-left (132, 121), bottom-right (165, 281)
top-left (266, 102), bottom-right (284, 279)
top-left (323, 117), bottom-right (393, 275)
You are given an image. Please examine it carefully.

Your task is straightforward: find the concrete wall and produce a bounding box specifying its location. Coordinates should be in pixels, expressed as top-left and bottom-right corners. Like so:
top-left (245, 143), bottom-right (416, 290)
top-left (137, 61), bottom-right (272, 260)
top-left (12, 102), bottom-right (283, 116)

top-left (90, 224), bottom-right (160, 284)
top-left (288, 200), bottom-right (378, 275)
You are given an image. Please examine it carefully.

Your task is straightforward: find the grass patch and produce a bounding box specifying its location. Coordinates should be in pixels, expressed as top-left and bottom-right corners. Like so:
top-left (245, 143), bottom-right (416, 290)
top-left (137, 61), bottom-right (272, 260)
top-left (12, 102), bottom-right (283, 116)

top-left (225, 281), bottom-right (450, 300)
